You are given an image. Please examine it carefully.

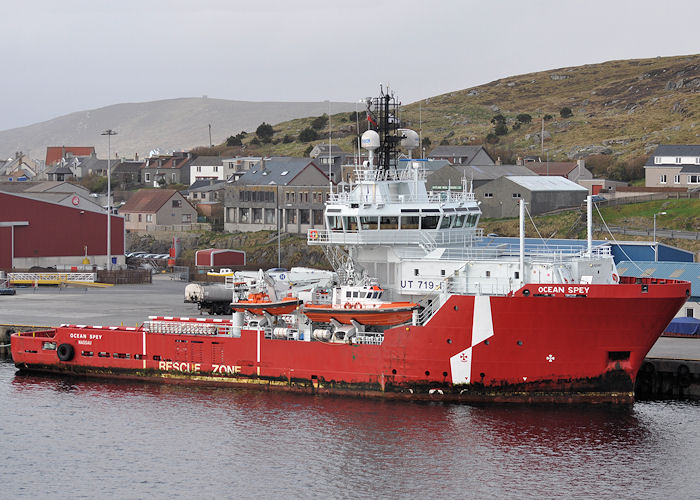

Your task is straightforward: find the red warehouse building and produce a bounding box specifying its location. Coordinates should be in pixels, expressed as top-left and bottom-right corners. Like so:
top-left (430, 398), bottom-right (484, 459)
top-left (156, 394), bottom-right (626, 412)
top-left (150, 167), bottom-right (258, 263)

top-left (0, 191), bottom-right (124, 269)
top-left (195, 248), bottom-right (246, 267)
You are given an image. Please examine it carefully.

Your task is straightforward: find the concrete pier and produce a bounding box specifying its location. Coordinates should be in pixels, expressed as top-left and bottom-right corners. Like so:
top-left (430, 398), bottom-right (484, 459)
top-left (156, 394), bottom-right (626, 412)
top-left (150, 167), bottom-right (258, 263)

top-left (636, 337), bottom-right (700, 399)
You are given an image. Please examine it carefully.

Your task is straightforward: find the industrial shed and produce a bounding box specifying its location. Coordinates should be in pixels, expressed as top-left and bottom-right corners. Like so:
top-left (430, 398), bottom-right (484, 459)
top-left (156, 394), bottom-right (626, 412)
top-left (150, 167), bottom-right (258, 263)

top-left (475, 176), bottom-right (588, 218)
top-left (0, 190), bottom-right (124, 269)
top-left (195, 248), bottom-right (246, 268)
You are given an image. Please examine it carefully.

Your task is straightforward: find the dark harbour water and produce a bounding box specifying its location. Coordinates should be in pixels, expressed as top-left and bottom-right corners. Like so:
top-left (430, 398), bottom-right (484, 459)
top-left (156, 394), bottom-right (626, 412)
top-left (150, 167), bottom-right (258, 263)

top-left (1, 361), bottom-right (699, 499)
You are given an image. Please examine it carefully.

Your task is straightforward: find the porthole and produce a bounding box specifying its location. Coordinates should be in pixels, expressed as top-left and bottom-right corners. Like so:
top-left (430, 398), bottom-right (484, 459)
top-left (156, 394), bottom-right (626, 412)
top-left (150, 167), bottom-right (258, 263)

top-left (523, 289), bottom-right (530, 296)
top-left (447, 338), bottom-right (452, 344)
top-left (454, 305), bottom-right (459, 311)
top-left (517, 340), bottom-right (523, 346)
top-left (392, 369), bottom-right (397, 375)
top-left (484, 339), bottom-right (489, 345)
top-left (442, 371), bottom-right (448, 377)
top-left (425, 370), bottom-right (430, 376)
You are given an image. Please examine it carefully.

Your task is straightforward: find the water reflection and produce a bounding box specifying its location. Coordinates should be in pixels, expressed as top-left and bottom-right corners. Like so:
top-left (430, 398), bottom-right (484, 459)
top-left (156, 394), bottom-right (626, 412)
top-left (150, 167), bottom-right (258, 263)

top-left (3, 363), bottom-right (699, 498)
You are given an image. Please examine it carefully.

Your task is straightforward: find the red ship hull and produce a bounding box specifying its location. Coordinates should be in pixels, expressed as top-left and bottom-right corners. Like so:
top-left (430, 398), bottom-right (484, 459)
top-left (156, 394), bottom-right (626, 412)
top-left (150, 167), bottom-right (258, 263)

top-left (11, 278), bottom-right (689, 403)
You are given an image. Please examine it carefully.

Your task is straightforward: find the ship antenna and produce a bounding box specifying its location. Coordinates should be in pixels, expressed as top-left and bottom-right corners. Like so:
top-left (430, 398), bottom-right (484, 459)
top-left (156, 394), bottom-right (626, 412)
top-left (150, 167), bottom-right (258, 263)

top-left (328, 99), bottom-right (332, 192)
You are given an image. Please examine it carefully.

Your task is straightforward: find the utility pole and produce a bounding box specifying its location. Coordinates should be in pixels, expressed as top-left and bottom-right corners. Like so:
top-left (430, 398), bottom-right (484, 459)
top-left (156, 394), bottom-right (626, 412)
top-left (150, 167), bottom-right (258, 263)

top-left (102, 129), bottom-right (117, 271)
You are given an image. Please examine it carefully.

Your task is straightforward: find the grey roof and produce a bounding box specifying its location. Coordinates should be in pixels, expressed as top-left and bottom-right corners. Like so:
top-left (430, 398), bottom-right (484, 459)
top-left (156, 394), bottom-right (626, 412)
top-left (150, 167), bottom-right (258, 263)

top-left (680, 164), bottom-right (700, 174)
top-left (461, 164), bottom-right (536, 180)
top-left (235, 157), bottom-right (321, 186)
top-left (112, 161), bottom-right (143, 173)
top-left (616, 260), bottom-right (700, 298)
top-left (189, 180), bottom-right (227, 193)
top-left (645, 144), bottom-right (700, 165)
top-left (428, 145), bottom-right (491, 162)
top-left (399, 158), bottom-right (451, 173)
top-left (189, 155), bottom-right (223, 167)
top-left (505, 175), bottom-right (587, 192)
top-left (78, 157), bottom-right (111, 172)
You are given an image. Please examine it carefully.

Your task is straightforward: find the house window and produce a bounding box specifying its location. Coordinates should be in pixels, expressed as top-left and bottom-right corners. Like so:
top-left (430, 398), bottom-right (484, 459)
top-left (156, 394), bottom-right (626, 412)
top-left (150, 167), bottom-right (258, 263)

top-left (138, 214), bottom-right (142, 222)
top-left (687, 308), bottom-right (694, 318)
top-left (676, 157), bottom-right (682, 164)
top-left (512, 193), bottom-right (521, 198)
top-left (171, 173), bottom-right (176, 182)
top-left (239, 207), bottom-right (249, 222)
top-left (654, 157), bottom-right (661, 165)
top-left (300, 209), bottom-right (310, 224)
top-left (659, 174), bottom-right (667, 184)
top-left (192, 192), bottom-right (198, 199)
top-left (213, 166), bottom-right (219, 172)
top-left (484, 193), bottom-right (493, 198)
top-left (688, 175), bottom-right (700, 184)
top-left (674, 175), bottom-right (680, 184)
top-left (182, 214), bottom-right (192, 223)
top-left (125, 214), bottom-right (130, 221)
top-left (696, 157), bottom-right (700, 165)
top-left (146, 214), bottom-right (153, 222)
top-left (196, 166), bottom-right (202, 172)
top-left (145, 173), bottom-right (151, 182)
top-left (172, 199), bottom-right (182, 208)
top-left (253, 208), bottom-right (262, 223)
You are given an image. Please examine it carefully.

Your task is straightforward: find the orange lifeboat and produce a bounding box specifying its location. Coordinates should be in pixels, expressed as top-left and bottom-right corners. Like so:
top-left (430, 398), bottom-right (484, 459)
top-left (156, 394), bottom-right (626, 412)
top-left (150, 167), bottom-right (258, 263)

top-left (231, 293), bottom-right (302, 316)
top-left (302, 284), bottom-right (417, 326)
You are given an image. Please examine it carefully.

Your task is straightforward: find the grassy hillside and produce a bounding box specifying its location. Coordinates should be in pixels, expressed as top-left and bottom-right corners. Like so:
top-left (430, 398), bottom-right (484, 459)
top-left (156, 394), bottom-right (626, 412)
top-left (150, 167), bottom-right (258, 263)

top-left (208, 54), bottom-right (699, 168)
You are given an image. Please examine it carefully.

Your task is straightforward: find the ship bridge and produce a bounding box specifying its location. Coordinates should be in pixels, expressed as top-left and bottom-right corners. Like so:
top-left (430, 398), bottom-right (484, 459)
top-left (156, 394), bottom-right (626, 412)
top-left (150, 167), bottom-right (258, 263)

top-left (309, 163), bottom-right (481, 249)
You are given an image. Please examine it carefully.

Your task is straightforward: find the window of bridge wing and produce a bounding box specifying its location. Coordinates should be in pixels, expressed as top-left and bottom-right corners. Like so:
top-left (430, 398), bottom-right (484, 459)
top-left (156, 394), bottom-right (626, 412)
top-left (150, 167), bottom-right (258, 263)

top-left (440, 214), bottom-right (453, 229)
top-left (453, 213), bottom-right (466, 228)
top-left (379, 216), bottom-right (398, 230)
top-left (467, 213), bottom-right (478, 227)
top-left (343, 216), bottom-right (358, 232)
top-left (421, 210), bottom-right (440, 230)
top-left (360, 216), bottom-right (378, 230)
top-left (328, 215), bottom-right (343, 231)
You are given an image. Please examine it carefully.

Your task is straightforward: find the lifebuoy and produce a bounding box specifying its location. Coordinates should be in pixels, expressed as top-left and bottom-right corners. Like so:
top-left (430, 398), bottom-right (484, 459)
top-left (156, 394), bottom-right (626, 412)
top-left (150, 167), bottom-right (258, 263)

top-left (57, 343), bottom-right (74, 362)
top-left (343, 303), bottom-right (352, 309)
top-left (309, 229), bottom-right (318, 240)
top-left (612, 273), bottom-right (619, 283)
top-left (354, 302), bottom-right (363, 309)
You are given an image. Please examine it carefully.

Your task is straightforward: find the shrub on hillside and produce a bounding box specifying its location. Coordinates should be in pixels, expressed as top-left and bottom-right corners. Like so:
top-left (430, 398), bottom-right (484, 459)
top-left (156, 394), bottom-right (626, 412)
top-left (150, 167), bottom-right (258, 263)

top-left (560, 107), bottom-right (573, 118)
top-left (299, 128), bottom-right (318, 142)
top-left (494, 123), bottom-right (508, 136)
top-left (226, 135), bottom-right (242, 147)
top-left (256, 122), bottom-right (274, 142)
top-left (516, 113), bottom-right (532, 124)
top-left (311, 114), bottom-right (328, 130)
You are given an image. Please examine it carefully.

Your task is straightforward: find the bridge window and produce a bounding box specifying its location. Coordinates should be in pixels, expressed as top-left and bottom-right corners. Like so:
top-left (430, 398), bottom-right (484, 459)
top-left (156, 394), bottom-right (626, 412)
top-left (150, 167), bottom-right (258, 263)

top-left (421, 215), bottom-right (439, 230)
top-left (360, 216), bottom-right (378, 230)
top-left (453, 214), bottom-right (466, 228)
top-left (343, 216), bottom-right (358, 232)
top-left (400, 215), bottom-right (419, 229)
top-left (440, 215), bottom-right (453, 229)
top-left (327, 215), bottom-right (343, 231)
top-left (379, 216), bottom-right (398, 230)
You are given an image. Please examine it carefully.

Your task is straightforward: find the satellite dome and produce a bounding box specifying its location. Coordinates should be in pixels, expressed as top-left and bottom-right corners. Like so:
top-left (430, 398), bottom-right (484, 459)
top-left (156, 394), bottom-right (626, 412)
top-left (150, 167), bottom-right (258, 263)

top-left (361, 130), bottom-right (380, 151)
top-left (398, 129), bottom-right (420, 149)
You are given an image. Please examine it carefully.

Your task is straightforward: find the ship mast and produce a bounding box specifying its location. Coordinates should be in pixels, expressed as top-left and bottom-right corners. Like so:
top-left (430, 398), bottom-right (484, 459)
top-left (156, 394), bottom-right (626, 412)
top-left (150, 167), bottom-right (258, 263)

top-left (365, 85), bottom-right (401, 172)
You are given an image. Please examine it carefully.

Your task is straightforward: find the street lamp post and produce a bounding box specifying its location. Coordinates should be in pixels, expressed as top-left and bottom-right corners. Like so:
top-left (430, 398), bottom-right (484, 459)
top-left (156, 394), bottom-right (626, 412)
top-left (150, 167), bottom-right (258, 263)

top-left (102, 129), bottom-right (117, 271)
top-left (653, 211), bottom-right (666, 262)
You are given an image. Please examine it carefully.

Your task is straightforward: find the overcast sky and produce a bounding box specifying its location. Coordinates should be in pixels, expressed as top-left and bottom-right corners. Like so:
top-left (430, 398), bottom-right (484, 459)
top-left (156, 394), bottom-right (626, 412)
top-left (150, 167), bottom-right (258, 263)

top-left (2, 0), bottom-right (698, 131)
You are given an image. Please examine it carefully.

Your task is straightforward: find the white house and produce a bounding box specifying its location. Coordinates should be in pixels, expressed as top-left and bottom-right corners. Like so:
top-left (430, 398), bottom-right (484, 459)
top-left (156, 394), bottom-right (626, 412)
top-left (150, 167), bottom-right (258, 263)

top-left (644, 145), bottom-right (700, 188)
top-left (189, 156), bottom-right (224, 185)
